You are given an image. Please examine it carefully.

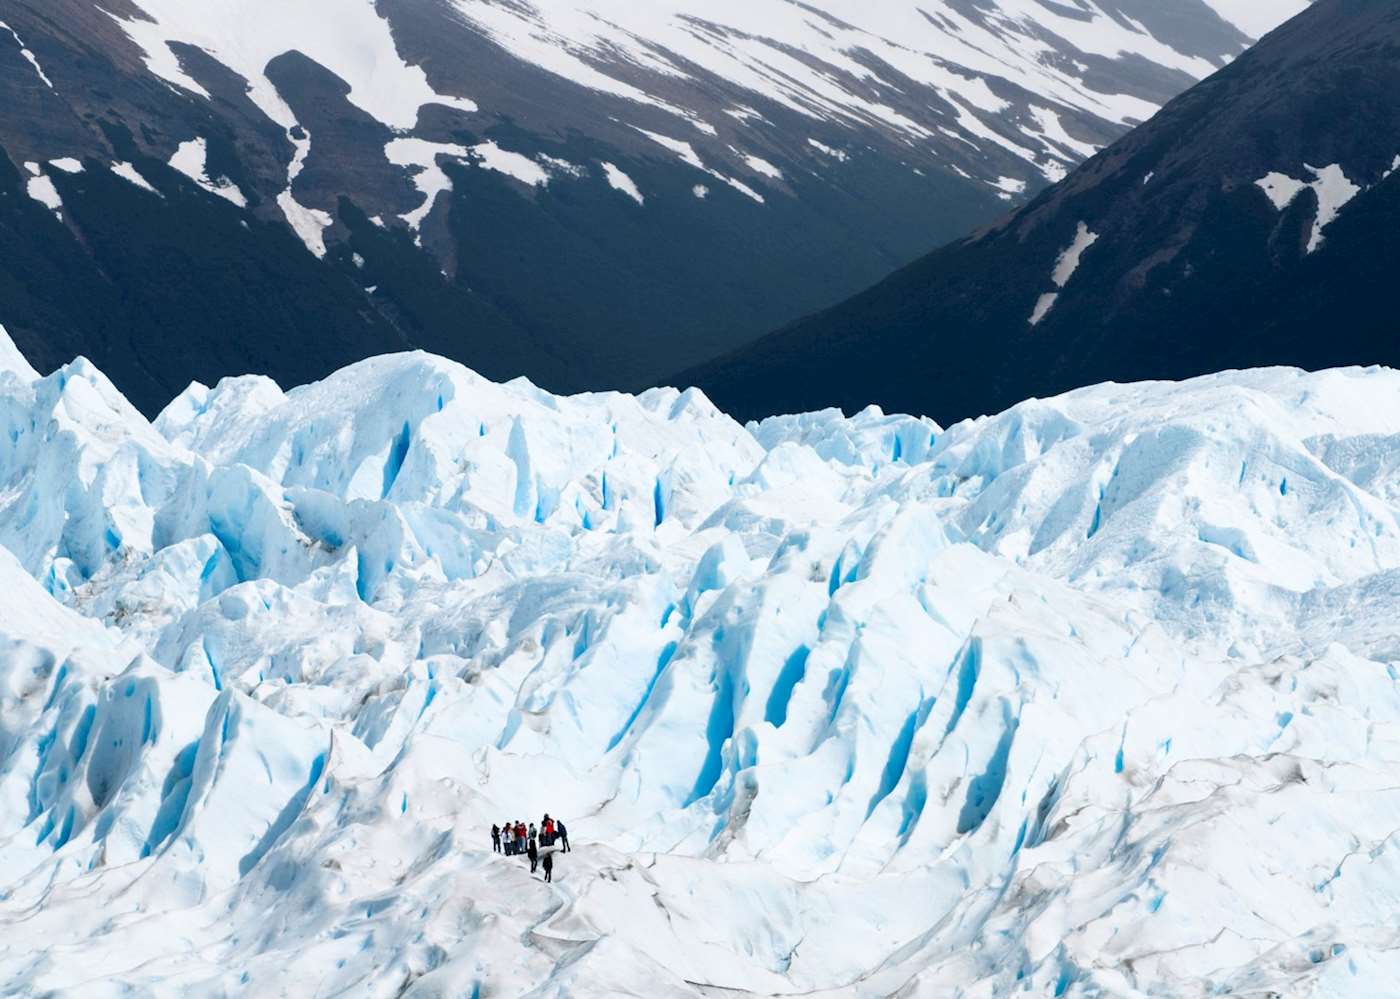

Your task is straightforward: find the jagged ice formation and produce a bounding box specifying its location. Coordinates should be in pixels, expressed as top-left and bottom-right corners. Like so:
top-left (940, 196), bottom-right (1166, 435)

top-left (2, 325), bottom-right (1400, 996)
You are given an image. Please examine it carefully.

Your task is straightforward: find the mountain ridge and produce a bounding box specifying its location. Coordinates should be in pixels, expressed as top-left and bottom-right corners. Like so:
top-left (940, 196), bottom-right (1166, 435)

top-left (0, 0), bottom-right (1300, 415)
top-left (683, 0), bottom-right (1394, 425)
top-left (683, 0), bottom-right (1399, 425)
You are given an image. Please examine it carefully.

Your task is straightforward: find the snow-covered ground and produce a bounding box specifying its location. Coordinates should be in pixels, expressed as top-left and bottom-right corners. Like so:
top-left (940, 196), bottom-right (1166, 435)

top-left (2, 326), bottom-right (1399, 996)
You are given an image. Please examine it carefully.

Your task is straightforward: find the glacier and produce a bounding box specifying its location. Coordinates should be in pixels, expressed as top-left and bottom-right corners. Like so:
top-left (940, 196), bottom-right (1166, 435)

top-left (2, 325), bottom-right (1400, 996)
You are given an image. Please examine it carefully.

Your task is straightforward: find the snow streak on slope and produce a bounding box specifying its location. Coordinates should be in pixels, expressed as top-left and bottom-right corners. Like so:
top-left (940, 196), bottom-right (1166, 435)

top-left (4, 325), bottom-right (1400, 995)
top-left (1030, 221), bottom-right (1098, 326)
top-left (450, 0), bottom-right (1195, 124)
top-left (102, 0), bottom-right (1299, 203)
top-left (445, 0), bottom-right (1240, 184)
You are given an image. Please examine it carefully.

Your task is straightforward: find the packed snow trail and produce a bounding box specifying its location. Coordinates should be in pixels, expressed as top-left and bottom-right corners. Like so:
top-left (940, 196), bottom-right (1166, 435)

top-left (2, 325), bottom-right (1400, 995)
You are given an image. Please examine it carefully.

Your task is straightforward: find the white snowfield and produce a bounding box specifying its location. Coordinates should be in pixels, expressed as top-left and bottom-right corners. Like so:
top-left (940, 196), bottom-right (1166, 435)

top-left (3, 327), bottom-right (1400, 996)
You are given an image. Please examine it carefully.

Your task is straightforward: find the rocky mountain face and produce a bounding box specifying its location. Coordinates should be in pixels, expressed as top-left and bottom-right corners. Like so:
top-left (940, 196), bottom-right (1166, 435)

top-left (685, 0), bottom-right (1400, 427)
top-left (0, 0), bottom-right (1297, 415)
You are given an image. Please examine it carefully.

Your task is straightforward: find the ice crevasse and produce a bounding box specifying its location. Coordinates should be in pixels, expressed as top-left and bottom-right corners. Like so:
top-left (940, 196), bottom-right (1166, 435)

top-left (2, 323), bottom-right (1400, 996)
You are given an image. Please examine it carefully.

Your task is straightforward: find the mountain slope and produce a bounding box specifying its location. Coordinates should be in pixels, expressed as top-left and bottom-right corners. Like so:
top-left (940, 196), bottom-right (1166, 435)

top-left (685, 0), bottom-right (1400, 427)
top-left (5, 325), bottom-right (1400, 994)
top-left (0, 0), bottom-right (1299, 415)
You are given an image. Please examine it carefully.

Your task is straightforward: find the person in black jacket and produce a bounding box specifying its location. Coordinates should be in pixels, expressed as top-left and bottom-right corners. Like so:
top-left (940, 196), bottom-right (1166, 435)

top-left (557, 819), bottom-right (570, 852)
top-left (528, 838), bottom-right (539, 873)
top-left (491, 823), bottom-right (501, 853)
top-left (542, 850), bottom-right (554, 883)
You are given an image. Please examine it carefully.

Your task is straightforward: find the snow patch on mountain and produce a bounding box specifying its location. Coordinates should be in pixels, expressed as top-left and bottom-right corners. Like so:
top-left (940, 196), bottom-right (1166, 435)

top-left (602, 163), bottom-right (644, 205)
top-left (718, 175), bottom-right (764, 204)
top-left (169, 138), bottom-right (247, 207)
top-left (1027, 105), bottom-right (1098, 160)
top-left (638, 128), bottom-right (705, 170)
top-left (470, 140), bottom-right (549, 187)
top-left (1256, 163), bottom-right (1363, 252)
top-left (1030, 221), bottom-right (1098, 326)
top-left (278, 130), bottom-right (331, 256)
top-left (388, 139), bottom-right (591, 228)
top-left (992, 175), bottom-right (1027, 200)
top-left (386, 138), bottom-right (469, 231)
top-left (637, 128), bottom-right (767, 202)
top-left (1028, 292), bottom-right (1057, 327)
top-left (22, 165), bottom-right (62, 219)
top-left (1304, 164), bottom-right (1362, 251)
top-left (1257, 171), bottom-right (1308, 210)
top-left (1052, 222), bottom-right (1100, 286)
top-left (110, 0), bottom-right (476, 131)
top-left (110, 161), bottom-right (160, 196)
top-left (742, 154), bottom-right (782, 180)
top-left (807, 139), bottom-right (848, 162)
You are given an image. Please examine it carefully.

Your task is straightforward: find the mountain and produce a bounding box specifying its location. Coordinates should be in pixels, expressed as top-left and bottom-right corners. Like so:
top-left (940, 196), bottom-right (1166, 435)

top-left (0, 0), bottom-right (1301, 416)
top-left (5, 324), bottom-right (1400, 994)
top-left (684, 0), bottom-right (1400, 427)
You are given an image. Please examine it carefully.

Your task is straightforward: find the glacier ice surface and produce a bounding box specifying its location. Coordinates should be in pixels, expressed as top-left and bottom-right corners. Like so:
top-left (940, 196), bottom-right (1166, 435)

top-left (3, 327), bottom-right (1400, 996)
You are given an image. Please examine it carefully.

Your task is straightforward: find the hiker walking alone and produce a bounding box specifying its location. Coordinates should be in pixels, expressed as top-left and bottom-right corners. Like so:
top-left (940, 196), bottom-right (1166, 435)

top-left (491, 823), bottom-right (501, 853)
top-left (542, 850), bottom-right (554, 883)
top-left (557, 819), bottom-right (570, 852)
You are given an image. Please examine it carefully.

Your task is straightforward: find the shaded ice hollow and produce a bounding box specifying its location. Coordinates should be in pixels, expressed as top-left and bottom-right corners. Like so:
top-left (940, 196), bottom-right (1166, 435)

top-left (3, 322), bottom-right (1400, 995)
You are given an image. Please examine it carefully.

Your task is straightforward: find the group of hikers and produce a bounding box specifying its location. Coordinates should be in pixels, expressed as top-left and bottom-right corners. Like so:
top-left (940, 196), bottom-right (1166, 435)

top-left (491, 814), bottom-right (569, 882)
